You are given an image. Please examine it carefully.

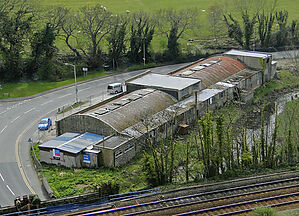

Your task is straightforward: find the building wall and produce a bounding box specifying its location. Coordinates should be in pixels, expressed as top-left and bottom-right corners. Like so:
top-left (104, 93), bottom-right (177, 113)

top-left (114, 141), bottom-right (136, 167)
top-left (56, 114), bottom-right (114, 136)
top-left (82, 152), bottom-right (99, 168)
top-left (225, 54), bottom-right (274, 83)
top-left (39, 148), bottom-right (81, 168)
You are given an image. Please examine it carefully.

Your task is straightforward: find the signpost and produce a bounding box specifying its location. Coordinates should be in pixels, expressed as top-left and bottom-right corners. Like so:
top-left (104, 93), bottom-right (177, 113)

top-left (82, 67), bottom-right (88, 77)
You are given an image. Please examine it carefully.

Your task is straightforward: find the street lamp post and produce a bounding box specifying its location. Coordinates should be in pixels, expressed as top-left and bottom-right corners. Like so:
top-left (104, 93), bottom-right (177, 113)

top-left (143, 37), bottom-right (146, 66)
top-left (65, 63), bottom-right (78, 103)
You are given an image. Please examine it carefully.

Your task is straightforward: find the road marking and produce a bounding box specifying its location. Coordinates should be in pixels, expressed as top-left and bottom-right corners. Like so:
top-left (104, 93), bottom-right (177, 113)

top-left (6, 185), bottom-right (15, 195)
top-left (0, 125), bottom-right (7, 134)
top-left (16, 108), bottom-right (57, 195)
top-left (0, 110), bottom-right (6, 115)
top-left (0, 172), bottom-right (4, 181)
top-left (81, 87), bottom-right (91, 91)
top-left (11, 115), bottom-right (20, 123)
top-left (58, 93), bottom-right (72, 99)
top-left (24, 107), bottom-right (35, 114)
top-left (41, 100), bottom-right (53, 106)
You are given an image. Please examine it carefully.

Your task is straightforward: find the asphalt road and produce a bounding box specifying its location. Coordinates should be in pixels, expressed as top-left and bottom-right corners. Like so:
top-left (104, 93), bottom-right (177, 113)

top-left (0, 62), bottom-right (191, 207)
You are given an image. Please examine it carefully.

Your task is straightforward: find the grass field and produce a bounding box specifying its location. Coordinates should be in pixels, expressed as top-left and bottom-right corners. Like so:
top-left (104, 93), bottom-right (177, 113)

top-left (0, 70), bottom-right (108, 99)
top-left (34, 0), bottom-right (299, 21)
top-left (32, 0), bottom-right (299, 43)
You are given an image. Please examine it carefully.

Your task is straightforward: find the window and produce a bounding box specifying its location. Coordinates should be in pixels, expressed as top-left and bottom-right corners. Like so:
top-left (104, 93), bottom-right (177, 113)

top-left (219, 91), bottom-right (224, 98)
top-left (192, 84), bottom-right (199, 91)
top-left (125, 144), bottom-right (134, 152)
top-left (114, 150), bottom-right (123, 158)
top-left (181, 88), bottom-right (189, 97)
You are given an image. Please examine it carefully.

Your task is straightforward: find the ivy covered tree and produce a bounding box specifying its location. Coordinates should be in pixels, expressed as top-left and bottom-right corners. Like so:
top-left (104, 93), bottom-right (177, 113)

top-left (107, 15), bottom-right (128, 69)
top-left (275, 10), bottom-right (289, 48)
top-left (29, 23), bottom-right (57, 80)
top-left (257, 10), bottom-right (275, 49)
top-left (128, 11), bottom-right (155, 64)
top-left (158, 9), bottom-right (197, 61)
top-left (0, 0), bottom-right (34, 81)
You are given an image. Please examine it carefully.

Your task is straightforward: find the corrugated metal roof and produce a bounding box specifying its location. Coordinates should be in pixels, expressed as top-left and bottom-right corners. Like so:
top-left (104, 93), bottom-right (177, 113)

top-left (171, 56), bottom-right (246, 89)
top-left (83, 89), bottom-right (177, 132)
top-left (39, 132), bottom-right (104, 154)
top-left (38, 132), bottom-right (80, 149)
top-left (126, 73), bottom-right (200, 91)
top-left (224, 49), bottom-right (271, 59)
top-left (197, 89), bottom-right (223, 102)
top-left (97, 135), bottom-right (131, 150)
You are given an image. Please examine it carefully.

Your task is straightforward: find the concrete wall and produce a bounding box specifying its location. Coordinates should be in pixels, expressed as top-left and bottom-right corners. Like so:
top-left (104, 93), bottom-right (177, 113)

top-left (39, 148), bottom-right (81, 168)
top-left (56, 114), bottom-right (114, 136)
top-left (114, 141), bottom-right (136, 167)
top-left (225, 54), bottom-right (274, 83)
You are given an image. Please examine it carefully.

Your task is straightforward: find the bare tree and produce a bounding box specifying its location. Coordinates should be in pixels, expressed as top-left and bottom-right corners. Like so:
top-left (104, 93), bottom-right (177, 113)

top-left (76, 4), bottom-right (113, 68)
top-left (48, 7), bottom-right (82, 58)
top-left (208, 4), bottom-right (225, 44)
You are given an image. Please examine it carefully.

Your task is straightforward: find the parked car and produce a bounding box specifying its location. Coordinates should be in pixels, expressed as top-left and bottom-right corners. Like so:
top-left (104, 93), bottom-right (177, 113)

top-left (107, 83), bottom-right (123, 94)
top-left (38, 118), bottom-right (52, 131)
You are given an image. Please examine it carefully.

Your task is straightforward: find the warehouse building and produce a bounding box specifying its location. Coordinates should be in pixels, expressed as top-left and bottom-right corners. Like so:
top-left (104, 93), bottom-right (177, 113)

top-left (39, 50), bottom-right (277, 168)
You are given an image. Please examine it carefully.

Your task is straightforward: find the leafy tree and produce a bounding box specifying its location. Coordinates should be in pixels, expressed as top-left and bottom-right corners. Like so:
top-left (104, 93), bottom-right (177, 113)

top-left (0, 0), bottom-right (34, 81)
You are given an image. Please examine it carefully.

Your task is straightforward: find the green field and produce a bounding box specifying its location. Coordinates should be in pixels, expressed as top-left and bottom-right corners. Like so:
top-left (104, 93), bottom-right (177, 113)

top-left (34, 0), bottom-right (299, 21)
top-left (32, 0), bottom-right (299, 44)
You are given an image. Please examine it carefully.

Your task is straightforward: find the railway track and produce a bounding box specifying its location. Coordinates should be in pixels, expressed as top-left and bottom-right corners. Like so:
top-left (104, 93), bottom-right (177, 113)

top-left (65, 170), bottom-right (299, 216)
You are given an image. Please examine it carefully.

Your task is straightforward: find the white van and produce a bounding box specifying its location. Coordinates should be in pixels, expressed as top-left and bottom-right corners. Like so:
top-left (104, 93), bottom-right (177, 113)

top-left (107, 83), bottom-right (123, 94)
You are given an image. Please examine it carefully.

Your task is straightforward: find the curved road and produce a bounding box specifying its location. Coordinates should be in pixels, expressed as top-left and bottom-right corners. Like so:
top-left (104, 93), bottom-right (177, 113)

top-left (0, 63), bottom-right (190, 207)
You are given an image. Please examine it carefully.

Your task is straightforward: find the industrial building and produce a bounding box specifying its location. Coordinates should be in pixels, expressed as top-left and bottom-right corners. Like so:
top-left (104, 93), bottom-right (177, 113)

top-left (39, 50), bottom-right (277, 168)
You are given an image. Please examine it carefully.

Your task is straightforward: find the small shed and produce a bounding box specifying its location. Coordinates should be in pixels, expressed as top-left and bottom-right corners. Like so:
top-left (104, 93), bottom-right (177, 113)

top-left (39, 132), bottom-right (104, 168)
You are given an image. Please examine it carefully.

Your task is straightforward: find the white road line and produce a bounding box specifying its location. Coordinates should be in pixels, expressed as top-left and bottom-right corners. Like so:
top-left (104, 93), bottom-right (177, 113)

top-left (58, 93), bottom-right (72, 99)
top-left (81, 87), bottom-right (91, 91)
top-left (24, 107), bottom-right (35, 114)
top-left (0, 111), bottom-right (6, 115)
top-left (6, 185), bottom-right (15, 196)
top-left (0, 125), bottom-right (7, 134)
top-left (0, 173), bottom-right (4, 181)
top-left (11, 115), bottom-right (20, 123)
top-left (41, 100), bottom-right (53, 106)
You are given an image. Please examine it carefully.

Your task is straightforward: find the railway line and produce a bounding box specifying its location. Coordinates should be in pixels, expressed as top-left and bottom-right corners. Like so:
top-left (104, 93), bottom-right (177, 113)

top-left (71, 170), bottom-right (299, 216)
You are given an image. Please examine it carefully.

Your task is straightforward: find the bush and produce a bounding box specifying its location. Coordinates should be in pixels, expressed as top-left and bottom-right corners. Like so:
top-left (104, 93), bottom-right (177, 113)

top-left (251, 207), bottom-right (277, 216)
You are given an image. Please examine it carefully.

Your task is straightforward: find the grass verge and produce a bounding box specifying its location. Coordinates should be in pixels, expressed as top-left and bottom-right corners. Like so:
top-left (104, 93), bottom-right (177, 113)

top-left (0, 70), bottom-right (108, 99)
